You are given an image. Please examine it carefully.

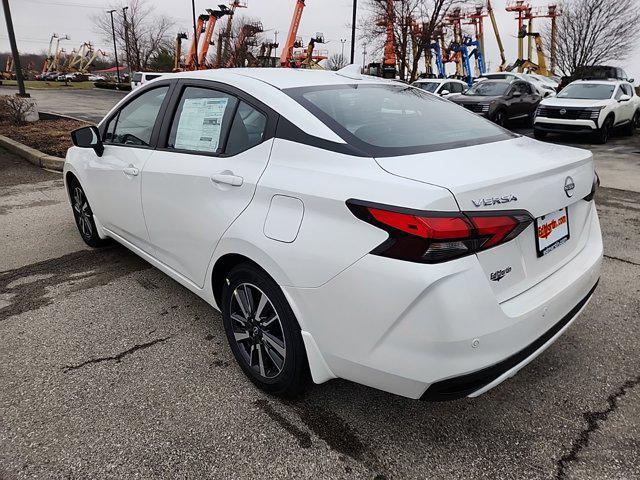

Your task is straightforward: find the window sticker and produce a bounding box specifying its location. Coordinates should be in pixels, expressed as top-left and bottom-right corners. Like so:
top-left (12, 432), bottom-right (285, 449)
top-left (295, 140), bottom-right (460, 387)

top-left (174, 97), bottom-right (229, 152)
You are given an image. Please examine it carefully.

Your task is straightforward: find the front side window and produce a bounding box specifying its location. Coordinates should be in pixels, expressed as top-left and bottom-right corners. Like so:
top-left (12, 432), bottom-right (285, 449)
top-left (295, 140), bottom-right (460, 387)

top-left (413, 82), bottom-right (439, 93)
top-left (285, 84), bottom-right (512, 156)
top-left (167, 87), bottom-right (237, 154)
top-left (557, 83), bottom-right (615, 100)
top-left (105, 86), bottom-right (168, 146)
top-left (621, 84), bottom-right (633, 97)
top-left (450, 82), bottom-right (465, 93)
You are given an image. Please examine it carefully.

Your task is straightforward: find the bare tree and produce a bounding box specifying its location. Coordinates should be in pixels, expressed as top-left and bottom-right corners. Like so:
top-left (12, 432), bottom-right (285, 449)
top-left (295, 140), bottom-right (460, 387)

top-left (545, 0), bottom-right (640, 76)
top-left (361, 0), bottom-right (466, 82)
top-left (93, 0), bottom-right (174, 72)
top-left (327, 53), bottom-right (348, 71)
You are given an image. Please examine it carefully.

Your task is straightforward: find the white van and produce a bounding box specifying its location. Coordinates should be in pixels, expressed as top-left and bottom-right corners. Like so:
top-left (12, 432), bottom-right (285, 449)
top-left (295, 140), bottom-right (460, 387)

top-left (131, 72), bottom-right (165, 90)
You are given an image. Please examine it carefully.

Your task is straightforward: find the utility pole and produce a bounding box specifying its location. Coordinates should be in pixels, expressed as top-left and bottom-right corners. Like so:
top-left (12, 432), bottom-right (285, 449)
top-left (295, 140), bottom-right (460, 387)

top-left (362, 46), bottom-right (366, 68)
top-left (274, 30), bottom-right (279, 58)
top-left (108, 10), bottom-right (121, 83)
top-left (340, 38), bottom-right (347, 59)
top-left (350, 0), bottom-right (357, 64)
top-left (2, 0), bottom-right (28, 97)
top-left (191, 0), bottom-right (199, 68)
top-left (122, 6), bottom-right (132, 78)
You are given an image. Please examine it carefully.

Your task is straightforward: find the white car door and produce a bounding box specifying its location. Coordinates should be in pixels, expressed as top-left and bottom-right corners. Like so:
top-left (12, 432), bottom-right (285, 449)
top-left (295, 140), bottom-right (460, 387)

top-left (90, 84), bottom-right (171, 252)
top-left (141, 83), bottom-right (273, 287)
top-left (619, 84), bottom-right (635, 122)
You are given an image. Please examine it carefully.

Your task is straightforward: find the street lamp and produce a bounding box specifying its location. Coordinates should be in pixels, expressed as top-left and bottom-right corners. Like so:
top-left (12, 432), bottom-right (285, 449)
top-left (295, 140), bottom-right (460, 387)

top-left (350, 0), bottom-right (357, 64)
top-left (340, 38), bottom-right (347, 59)
top-left (191, 0), bottom-right (199, 68)
top-left (107, 9), bottom-right (121, 84)
top-left (2, 0), bottom-right (28, 97)
top-left (122, 6), bottom-right (132, 79)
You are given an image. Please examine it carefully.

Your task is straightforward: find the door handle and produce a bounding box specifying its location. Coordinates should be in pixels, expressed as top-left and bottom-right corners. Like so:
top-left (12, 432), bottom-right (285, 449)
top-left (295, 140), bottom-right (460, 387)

top-left (211, 173), bottom-right (243, 187)
top-left (123, 165), bottom-right (139, 176)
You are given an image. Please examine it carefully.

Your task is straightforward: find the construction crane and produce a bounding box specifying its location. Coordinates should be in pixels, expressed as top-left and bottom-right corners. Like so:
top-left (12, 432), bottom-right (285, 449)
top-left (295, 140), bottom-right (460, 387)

top-left (280, 0), bottom-right (305, 67)
top-left (505, 0), bottom-right (531, 73)
top-left (42, 33), bottom-right (70, 73)
top-left (197, 6), bottom-right (231, 67)
top-left (377, 0), bottom-right (398, 78)
top-left (185, 13), bottom-right (210, 69)
top-left (298, 33), bottom-right (327, 69)
top-left (226, 21), bottom-right (263, 67)
top-left (174, 32), bottom-right (188, 71)
top-left (216, 0), bottom-right (248, 68)
top-left (257, 40), bottom-right (279, 67)
top-left (487, 0), bottom-right (507, 71)
top-left (464, 5), bottom-right (487, 77)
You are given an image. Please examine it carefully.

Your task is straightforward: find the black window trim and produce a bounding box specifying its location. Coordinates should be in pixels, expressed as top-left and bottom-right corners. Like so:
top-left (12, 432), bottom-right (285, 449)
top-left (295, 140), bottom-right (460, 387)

top-left (284, 83), bottom-right (515, 158)
top-left (99, 79), bottom-right (175, 151)
top-left (155, 78), bottom-right (278, 159)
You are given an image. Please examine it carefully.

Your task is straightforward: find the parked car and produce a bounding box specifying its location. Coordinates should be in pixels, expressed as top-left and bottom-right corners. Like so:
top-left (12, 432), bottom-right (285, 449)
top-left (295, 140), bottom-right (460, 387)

top-left (522, 74), bottom-right (558, 97)
top-left (131, 71), bottom-right (165, 90)
top-left (411, 78), bottom-right (468, 98)
top-left (450, 79), bottom-right (541, 126)
top-left (88, 74), bottom-right (106, 82)
top-left (65, 67), bottom-right (602, 400)
top-left (534, 79), bottom-right (640, 143)
top-left (478, 72), bottom-right (556, 98)
top-left (41, 72), bottom-right (60, 81)
top-left (559, 65), bottom-right (634, 91)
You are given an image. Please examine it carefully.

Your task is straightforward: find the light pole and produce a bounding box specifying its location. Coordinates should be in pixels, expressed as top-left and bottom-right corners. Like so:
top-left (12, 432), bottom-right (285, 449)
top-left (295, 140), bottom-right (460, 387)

top-left (122, 6), bottom-right (132, 78)
top-left (350, 0), bottom-right (357, 64)
top-left (2, 0), bottom-right (28, 97)
top-left (340, 38), bottom-right (347, 60)
top-left (107, 9), bottom-right (121, 84)
top-left (191, 0), bottom-right (199, 68)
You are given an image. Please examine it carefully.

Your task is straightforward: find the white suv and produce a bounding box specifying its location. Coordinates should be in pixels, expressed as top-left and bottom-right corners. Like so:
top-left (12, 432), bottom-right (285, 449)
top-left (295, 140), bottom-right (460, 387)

top-left (534, 79), bottom-right (640, 143)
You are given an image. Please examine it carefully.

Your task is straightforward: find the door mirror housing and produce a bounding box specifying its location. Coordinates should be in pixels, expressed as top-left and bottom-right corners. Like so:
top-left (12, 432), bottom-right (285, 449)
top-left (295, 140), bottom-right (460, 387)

top-left (71, 126), bottom-right (103, 157)
top-left (440, 89), bottom-right (450, 96)
top-left (619, 94), bottom-right (632, 102)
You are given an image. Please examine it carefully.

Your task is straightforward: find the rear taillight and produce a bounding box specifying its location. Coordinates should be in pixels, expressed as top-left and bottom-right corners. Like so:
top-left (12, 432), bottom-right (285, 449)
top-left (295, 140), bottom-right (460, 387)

top-left (347, 200), bottom-right (533, 263)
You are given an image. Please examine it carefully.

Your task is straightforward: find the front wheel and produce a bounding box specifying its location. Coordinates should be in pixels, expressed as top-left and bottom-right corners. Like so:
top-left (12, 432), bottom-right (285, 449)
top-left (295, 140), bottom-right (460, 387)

top-left (68, 179), bottom-right (109, 248)
top-left (596, 117), bottom-right (613, 144)
top-left (492, 110), bottom-right (506, 127)
top-left (221, 263), bottom-right (310, 397)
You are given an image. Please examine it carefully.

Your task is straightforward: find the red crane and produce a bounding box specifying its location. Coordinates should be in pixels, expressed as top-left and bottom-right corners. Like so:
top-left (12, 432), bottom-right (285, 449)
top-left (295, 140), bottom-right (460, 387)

top-left (197, 6), bottom-right (231, 67)
top-left (280, 0), bottom-right (306, 67)
top-left (378, 0), bottom-right (397, 78)
top-left (185, 13), bottom-right (210, 69)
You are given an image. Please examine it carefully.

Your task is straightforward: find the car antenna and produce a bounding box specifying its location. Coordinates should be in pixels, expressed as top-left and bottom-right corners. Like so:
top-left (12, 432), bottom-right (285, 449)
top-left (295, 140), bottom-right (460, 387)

top-left (336, 64), bottom-right (363, 80)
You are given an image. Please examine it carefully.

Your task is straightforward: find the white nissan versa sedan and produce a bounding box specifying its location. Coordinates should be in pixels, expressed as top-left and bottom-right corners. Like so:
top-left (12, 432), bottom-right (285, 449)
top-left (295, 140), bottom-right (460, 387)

top-left (65, 67), bottom-right (602, 400)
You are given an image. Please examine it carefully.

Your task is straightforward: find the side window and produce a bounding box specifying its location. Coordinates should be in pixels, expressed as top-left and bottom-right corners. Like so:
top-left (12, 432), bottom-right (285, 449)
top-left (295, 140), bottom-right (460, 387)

top-left (167, 87), bottom-right (237, 154)
top-left (225, 101), bottom-right (268, 156)
top-left (440, 83), bottom-right (451, 93)
top-left (614, 87), bottom-right (624, 100)
top-left (451, 82), bottom-right (464, 93)
top-left (105, 86), bottom-right (168, 146)
top-left (621, 84), bottom-right (633, 96)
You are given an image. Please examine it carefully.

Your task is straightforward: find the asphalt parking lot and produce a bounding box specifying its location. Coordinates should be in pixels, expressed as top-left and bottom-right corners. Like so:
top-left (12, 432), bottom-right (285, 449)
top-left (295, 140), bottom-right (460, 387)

top-left (1, 90), bottom-right (640, 479)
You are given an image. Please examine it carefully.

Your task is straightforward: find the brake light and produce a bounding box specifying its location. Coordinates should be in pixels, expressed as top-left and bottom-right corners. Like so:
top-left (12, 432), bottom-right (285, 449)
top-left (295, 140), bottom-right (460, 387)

top-left (347, 200), bottom-right (533, 263)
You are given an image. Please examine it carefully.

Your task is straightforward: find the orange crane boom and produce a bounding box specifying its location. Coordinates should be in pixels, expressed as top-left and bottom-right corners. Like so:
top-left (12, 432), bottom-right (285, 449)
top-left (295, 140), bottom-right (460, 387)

top-left (280, 0), bottom-right (305, 67)
top-left (185, 14), bottom-right (208, 69)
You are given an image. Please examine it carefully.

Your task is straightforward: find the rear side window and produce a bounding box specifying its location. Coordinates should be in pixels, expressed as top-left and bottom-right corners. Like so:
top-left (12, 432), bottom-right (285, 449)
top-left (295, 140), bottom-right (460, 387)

top-left (105, 86), bottom-right (168, 146)
top-left (167, 87), bottom-right (237, 154)
top-left (145, 74), bottom-right (161, 82)
top-left (226, 102), bottom-right (267, 156)
top-left (286, 84), bottom-right (512, 156)
top-left (132, 72), bottom-right (142, 83)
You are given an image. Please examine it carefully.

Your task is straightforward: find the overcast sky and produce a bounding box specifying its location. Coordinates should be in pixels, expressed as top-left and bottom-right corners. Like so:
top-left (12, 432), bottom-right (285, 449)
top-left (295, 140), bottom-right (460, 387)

top-left (1, 0), bottom-right (639, 83)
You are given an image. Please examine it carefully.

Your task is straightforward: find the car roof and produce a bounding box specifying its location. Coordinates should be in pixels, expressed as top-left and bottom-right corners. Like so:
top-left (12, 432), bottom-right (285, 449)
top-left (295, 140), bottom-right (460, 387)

top-left (570, 79), bottom-right (625, 85)
top-left (413, 78), bottom-right (465, 84)
top-left (170, 67), bottom-right (395, 90)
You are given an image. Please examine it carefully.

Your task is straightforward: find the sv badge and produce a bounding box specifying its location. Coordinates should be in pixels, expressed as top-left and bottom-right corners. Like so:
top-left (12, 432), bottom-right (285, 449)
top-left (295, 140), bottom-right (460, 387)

top-left (472, 195), bottom-right (518, 207)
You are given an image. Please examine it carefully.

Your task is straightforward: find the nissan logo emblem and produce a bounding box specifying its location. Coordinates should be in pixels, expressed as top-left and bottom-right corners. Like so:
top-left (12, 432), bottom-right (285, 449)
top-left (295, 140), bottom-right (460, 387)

top-left (564, 176), bottom-right (575, 197)
top-left (559, 108), bottom-right (567, 115)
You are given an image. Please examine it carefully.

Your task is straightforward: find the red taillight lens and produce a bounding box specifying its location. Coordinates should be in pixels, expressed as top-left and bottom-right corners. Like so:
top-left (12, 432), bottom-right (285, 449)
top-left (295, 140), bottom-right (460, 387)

top-left (347, 200), bottom-right (532, 263)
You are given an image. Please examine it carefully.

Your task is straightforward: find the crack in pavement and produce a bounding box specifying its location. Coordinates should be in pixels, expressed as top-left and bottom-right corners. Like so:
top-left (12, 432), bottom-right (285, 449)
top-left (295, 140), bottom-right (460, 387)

top-left (62, 336), bottom-right (172, 372)
top-left (603, 254), bottom-right (640, 267)
top-left (555, 375), bottom-right (640, 480)
top-left (0, 247), bottom-right (150, 322)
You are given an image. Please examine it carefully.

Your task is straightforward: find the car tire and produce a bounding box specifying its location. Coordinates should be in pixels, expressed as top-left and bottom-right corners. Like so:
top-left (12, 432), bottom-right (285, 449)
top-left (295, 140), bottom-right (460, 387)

top-left (68, 179), bottom-right (109, 248)
top-left (534, 128), bottom-right (547, 140)
top-left (624, 111), bottom-right (640, 136)
top-left (221, 263), bottom-right (310, 398)
top-left (596, 117), bottom-right (613, 144)
top-left (492, 110), bottom-right (506, 127)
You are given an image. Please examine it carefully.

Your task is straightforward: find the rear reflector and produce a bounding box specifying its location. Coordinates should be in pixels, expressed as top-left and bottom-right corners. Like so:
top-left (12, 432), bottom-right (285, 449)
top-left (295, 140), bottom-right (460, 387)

top-left (347, 200), bottom-right (533, 263)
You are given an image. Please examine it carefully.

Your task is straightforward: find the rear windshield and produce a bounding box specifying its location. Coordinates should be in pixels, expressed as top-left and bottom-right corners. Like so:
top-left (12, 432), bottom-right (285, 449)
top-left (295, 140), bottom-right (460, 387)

top-left (466, 81), bottom-right (510, 96)
top-left (285, 84), bottom-right (512, 156)
top-left (413, 82), bottom-right (439, 93)
top-left (557, 83), bottom-right (615, 100)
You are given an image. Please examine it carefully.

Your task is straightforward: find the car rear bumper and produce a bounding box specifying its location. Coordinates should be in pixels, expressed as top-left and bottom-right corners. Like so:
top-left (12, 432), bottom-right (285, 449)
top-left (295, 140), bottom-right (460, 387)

top-left (285, 203), bottom-right (603, 399)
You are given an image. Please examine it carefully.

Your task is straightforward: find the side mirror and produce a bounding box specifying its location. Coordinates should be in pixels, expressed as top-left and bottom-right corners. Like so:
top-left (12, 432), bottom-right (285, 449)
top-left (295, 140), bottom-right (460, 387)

top-left (71, 125), bottom-right (104, 157)
top-left (512, 90), bottom-right (522, 97)
top-left (619, 94), bottom-right (631, 102)
top-left (628, 78), bottom-right (634, 84)
top-left (440, 89), bottom-right (450, 96)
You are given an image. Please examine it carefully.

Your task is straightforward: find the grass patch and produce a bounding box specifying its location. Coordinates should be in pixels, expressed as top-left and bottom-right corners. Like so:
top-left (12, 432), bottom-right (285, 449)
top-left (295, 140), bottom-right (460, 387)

top-left (0, 117), bottom-right (88, 157)
top-left (0, 80), bottom-right (96, 90)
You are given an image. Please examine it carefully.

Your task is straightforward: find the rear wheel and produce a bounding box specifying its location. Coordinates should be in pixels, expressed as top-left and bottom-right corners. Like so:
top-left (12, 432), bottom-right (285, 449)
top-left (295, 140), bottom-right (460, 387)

top-left (68, 179), bottom-right (109, 248)
top-left (221, 263), bottom-right (310, 397)
top-left (492, 110), bottom-right (506, 127)
top-left (534, 128), bottom-right (547, 140)
top-left (596, 117), bottom-right (613, 144)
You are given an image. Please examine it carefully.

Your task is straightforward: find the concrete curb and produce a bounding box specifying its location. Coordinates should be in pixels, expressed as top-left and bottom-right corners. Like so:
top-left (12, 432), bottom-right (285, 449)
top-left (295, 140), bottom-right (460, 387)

top-left (0, 134), bottom-right (64, 172)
